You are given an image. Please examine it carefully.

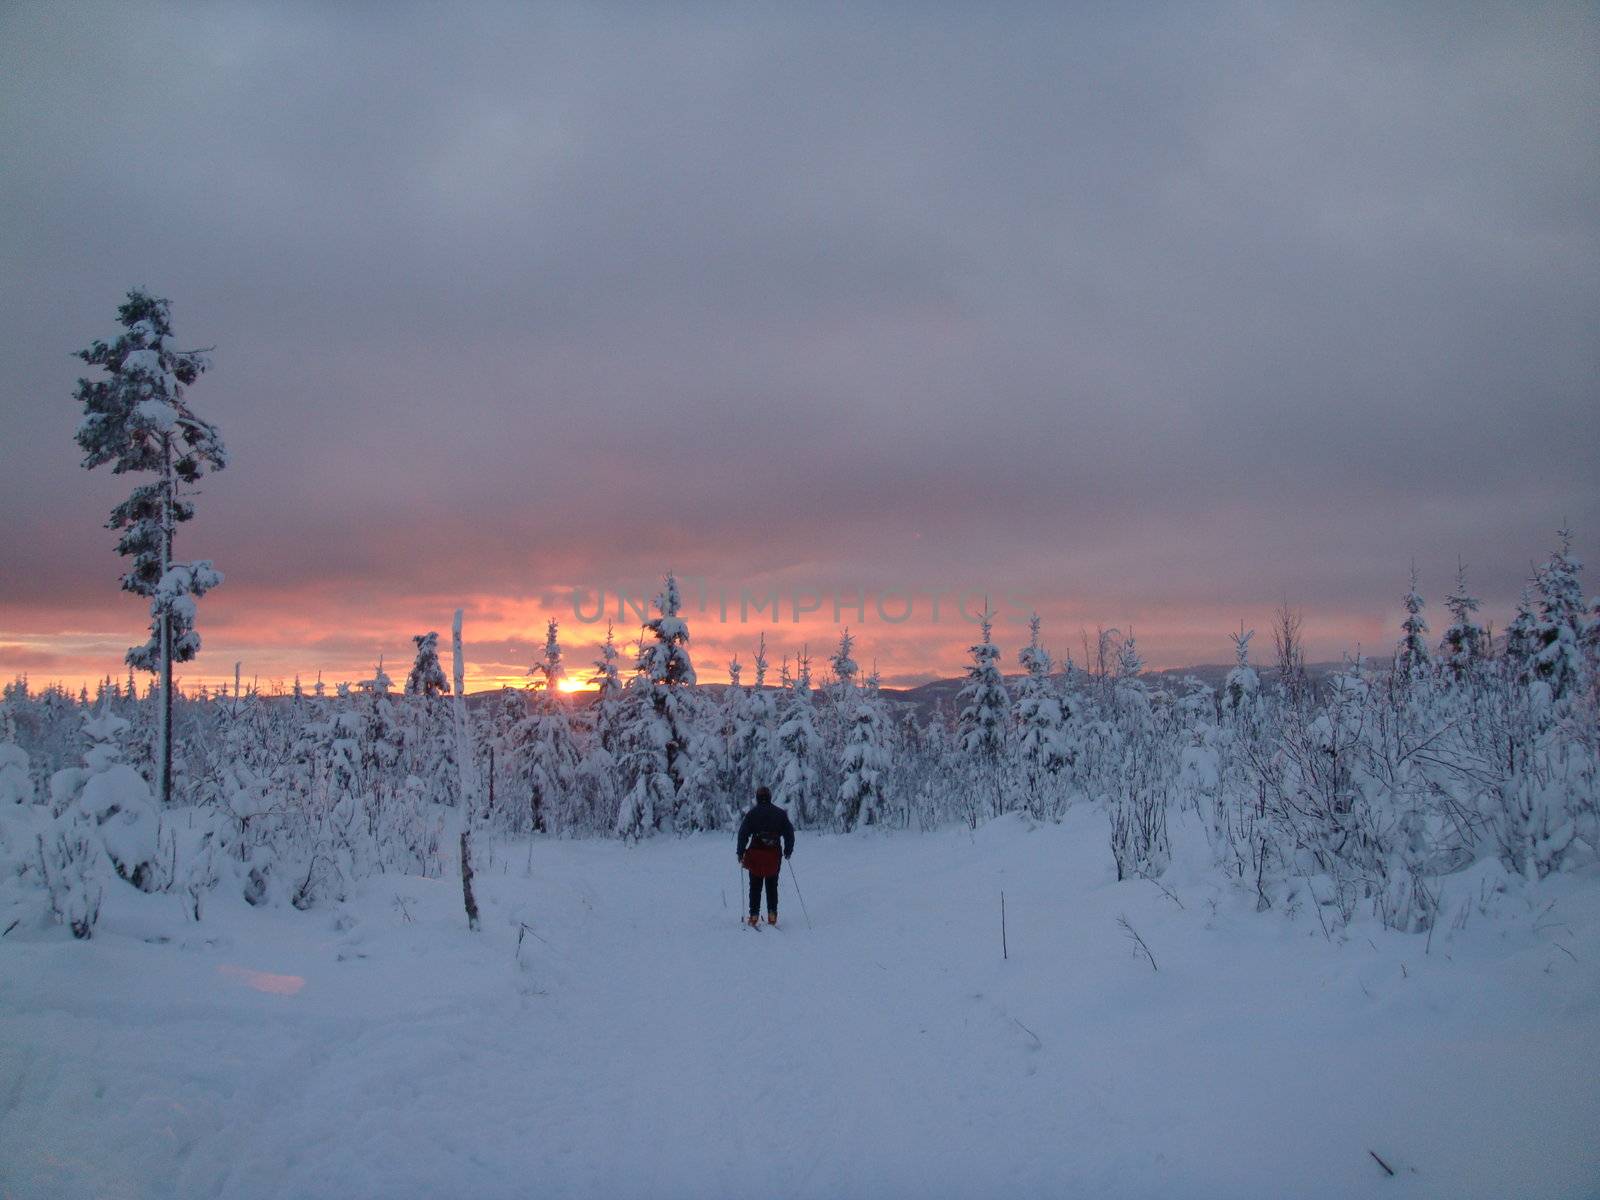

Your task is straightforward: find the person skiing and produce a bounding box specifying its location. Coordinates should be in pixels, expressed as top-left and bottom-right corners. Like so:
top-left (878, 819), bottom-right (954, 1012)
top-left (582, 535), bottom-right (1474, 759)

top-left (736, 785), bottom-right (795, 926)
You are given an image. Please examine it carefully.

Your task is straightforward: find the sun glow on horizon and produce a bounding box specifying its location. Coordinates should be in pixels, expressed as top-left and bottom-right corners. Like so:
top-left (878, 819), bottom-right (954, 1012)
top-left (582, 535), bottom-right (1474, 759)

top-left (0, 585), bottom-right (1440, 701)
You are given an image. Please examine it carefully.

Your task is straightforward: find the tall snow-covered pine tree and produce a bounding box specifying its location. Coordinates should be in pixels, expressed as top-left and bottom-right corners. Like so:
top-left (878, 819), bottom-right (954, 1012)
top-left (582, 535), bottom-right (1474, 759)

top-left (73, 289), bottom-right (227, 805)
top-left (1015, 613), bottom-right (1068, 817)
top-left (957, 606), bottom-right (1010, 818)
top-left (616, 574), bottom-right (697, 838)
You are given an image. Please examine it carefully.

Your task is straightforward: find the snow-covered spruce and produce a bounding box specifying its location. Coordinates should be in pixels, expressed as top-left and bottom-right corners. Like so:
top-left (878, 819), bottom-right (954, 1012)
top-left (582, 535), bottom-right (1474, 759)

top-left (1440, 560), bottom-right (1487, 677)
top-left (517, 620), bottom-right (581, 834)
top-left (773, 650), bottom-right (822, 826)
top-left (1014, 613), bottom-right (1070, 820)
top-left (1395, 563), bottom-right (1432, 680)
top-left (956, 606), bottom-right (1010, 826)
top-left (615, 574), bottom-right (698, 839)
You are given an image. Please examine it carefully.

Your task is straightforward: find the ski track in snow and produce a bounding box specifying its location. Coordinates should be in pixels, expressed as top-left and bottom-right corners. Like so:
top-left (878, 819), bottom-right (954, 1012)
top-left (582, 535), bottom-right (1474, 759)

top-left (3, 807), bottom-right (1599, 1199)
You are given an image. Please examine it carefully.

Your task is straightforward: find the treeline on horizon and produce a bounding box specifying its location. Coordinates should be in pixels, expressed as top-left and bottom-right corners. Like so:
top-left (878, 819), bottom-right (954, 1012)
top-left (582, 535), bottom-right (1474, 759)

top-left (3, 526), bottom-right (1597, 943)
top-left (10, 535), bottom-right (1581, 707)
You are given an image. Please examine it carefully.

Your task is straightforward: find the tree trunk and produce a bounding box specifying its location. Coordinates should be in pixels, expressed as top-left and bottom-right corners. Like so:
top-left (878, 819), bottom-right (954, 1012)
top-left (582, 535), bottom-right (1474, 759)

top-left (459, 830), bottom-right (480, 932)
top-left (451, 609), bottom-right (478, 815)
top-left (158, 435), bottom-right (174, 808)
top-left (160, 624), bottom-right (172, 806)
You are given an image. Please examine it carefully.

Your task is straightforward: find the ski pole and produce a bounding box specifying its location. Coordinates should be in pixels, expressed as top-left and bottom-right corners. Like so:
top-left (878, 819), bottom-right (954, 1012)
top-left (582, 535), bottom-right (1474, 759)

top-left (786, 857), bottom-right (813, 930)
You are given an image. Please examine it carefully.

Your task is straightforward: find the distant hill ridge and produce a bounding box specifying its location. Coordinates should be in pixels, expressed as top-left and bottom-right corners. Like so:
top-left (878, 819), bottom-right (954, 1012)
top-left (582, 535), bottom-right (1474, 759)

top-left (465, 660), bottom-right (1354, 714)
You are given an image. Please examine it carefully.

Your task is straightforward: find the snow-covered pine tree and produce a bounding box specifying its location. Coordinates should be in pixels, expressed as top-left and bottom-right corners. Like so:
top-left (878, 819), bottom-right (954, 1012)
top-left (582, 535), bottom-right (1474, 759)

top-left (522, 619), bottom-right (579, 833)
top-left (1531, 527), bottom-right (1589, 699)
top-left (1223, 623), bottom-right (1260, 714)
top-left (828, 629), bottom-right (859, 704)
top-left (0, 708), bottom-right (31, 805)
top-left (742, 633), bottom-right (780, 797)
top-left (614, 676), bottom-right (659, 841)
top-left (1439, 561), bottom-right (1486, 677)
top-left (73, 289), bottom-right (227, 807)
top-left (616, 575), bottom-right (697, 838)
top-left (531, 618), bottom-right (566, 696)
top-left (1055, 640), bottom-right (1081, 702)
top-left (405, 632), bottom-right (449, 698)
top-left (402, 634), bottom-right (443, 777)
top-left (678, 687), bottom-right (728, 832)
top-left (715, 655), bottom-right (753, 821)
top-left (773, 652), bottom-right (822, 826)
top-left (1588, 593), bottom-right (1600, 680)
top-left (1395, 564), bottom-right (1431, 680)
top-left (587, 623), bottom-right (626, 757)
top-left (402, 633), bottom-right (456, 806)
top-left (1175, 674), bottom-right (1216, 725)
top-left (957, 606), bottom-right (1010, 820)
top-left (1015, 613), bottom-right (1068, 818)
top-left (837, 662), bottom-right (893, 830)
top-left (360, 658), bottom-right (405, 816)
top-left (1112, 629), bottom-right (1149, 715)
top-left (1016, 614), bottom-right (1051, 684)
top-left (565, 627), bottom-right (621, 834)
top-left (820, 629), bottom-right (861, 806)
top-left (1504, 585), bottom-right (1540, 681)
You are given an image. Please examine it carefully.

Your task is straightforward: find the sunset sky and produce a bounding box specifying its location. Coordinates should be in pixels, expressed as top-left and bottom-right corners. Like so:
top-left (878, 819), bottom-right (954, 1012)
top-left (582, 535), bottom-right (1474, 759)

top-left (2, 3), bottom-right (1596, 694)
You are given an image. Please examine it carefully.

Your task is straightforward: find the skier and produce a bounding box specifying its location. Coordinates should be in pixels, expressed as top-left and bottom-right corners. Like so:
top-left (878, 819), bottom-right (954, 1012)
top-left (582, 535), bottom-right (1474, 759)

top-left (736, 785), bottom-right (795, 926)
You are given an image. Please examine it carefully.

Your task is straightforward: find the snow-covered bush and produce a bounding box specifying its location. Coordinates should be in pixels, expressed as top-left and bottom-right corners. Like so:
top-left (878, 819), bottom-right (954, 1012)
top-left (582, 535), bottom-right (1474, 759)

top-left (0, 730), bottom-right (32, 805)
top-left (1107, 741), bottom-right (1171, 882)
top-left (9, 712), bottom-right (163, 938)
top-left (57, 713), bottom-right (163, 892)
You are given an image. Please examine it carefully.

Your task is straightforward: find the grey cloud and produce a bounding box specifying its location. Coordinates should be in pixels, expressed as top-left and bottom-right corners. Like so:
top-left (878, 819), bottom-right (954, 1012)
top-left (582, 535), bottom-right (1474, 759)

top-left (1, 1), bottom-right (1595, 673)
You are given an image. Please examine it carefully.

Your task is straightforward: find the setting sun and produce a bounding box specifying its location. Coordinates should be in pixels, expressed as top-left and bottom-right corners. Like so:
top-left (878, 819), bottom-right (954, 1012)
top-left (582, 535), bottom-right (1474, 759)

top-left (558, 677), bottom-right (591, 694)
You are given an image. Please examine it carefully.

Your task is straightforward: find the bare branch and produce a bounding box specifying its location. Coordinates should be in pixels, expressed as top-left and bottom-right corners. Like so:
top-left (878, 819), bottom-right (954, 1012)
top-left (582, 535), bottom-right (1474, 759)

top-left (1117, 913), bottom-right (1158, 971)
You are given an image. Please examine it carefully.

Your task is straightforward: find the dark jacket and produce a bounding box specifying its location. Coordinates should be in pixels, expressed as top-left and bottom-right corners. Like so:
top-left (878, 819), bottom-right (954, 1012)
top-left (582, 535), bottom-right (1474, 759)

top-left (736, 800), bottom-right (795, 860)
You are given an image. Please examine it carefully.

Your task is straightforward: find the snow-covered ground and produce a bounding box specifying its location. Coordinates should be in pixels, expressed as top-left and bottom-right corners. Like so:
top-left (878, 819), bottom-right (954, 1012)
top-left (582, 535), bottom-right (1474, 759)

top-left (3, 807), bottom-right (1598, 1199)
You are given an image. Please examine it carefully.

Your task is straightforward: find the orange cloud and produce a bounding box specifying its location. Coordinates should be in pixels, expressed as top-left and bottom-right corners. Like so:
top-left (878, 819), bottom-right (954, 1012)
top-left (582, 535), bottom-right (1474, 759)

top-left (1, 575), bottom-right (1397, 698)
